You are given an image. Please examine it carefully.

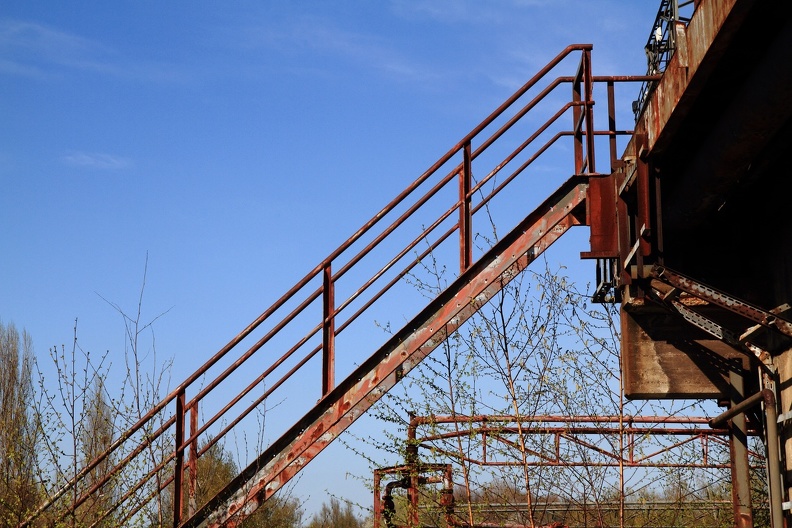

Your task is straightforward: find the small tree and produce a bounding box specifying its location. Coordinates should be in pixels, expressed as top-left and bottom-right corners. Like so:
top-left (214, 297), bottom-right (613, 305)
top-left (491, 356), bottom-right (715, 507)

top-left (356, 244), bottom-right (730, 527)
top-left (0, 321), bottom-right (40, 527)
top-left (76, 378), bottom-right (117, 526)
top-left (32, 320), bottom-right (121, 527)
top-left (307, 497), bottom-right (367, 528)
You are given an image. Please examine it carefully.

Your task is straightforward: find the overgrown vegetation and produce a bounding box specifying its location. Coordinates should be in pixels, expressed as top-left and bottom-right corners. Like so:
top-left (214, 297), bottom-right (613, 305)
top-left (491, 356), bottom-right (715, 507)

top-left (0, 307), bottom-right (347, 528)
top-left (1, 251), bottom-right (768, 527)
top-left (0, 322), bottom-right (39, 526)
top-left (349, 253), bottom-right (753, 527)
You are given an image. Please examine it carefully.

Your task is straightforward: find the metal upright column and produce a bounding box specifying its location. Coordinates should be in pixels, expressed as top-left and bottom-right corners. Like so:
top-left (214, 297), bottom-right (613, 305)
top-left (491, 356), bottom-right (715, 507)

top-left (729, 368), bottom-right (754, 528)
top-left (459, 142), bottom-right (473, 272)
top-left (322, 263), bottom-right (335, 396)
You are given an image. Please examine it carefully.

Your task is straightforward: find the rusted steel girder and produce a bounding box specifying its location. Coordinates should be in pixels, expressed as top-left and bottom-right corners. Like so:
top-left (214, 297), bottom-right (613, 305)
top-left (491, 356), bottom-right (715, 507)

top-left (407, 414), bottom-right (747, 470)
top-left (184, 179), bottom-right (587, 528)
top-left (652, 265), bottom-right (792, 340)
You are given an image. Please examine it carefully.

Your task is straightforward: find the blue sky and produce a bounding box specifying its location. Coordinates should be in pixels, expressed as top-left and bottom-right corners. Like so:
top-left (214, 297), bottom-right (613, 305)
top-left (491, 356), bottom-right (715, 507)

top-left (2, 0), bottom-right (662, 518)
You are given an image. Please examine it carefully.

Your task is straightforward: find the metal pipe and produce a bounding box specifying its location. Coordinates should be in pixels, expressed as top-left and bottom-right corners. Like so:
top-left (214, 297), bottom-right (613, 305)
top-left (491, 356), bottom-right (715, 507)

top-left (762, 390), bottom-right (783, 528)
top-left (728, 370), bottom-right (753, 528)
top-left (709, 390), bottom-right (768, 428)
top-left (709, 388), bottom-right (783, 528)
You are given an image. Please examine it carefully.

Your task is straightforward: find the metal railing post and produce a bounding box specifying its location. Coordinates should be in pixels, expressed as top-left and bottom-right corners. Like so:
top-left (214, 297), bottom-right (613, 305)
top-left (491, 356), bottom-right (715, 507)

top-left (322, 263), bottom-right (335, 396)
top-left (173, 390), bottom-right (186, 527)
top-left (607, 80), bottom-right (617, 172)
top-left (459, 141), bottom-right (473, 272)
top-left (373, 470), bottom-right (382, 528)
top-left (572, 61), bottom-right (583, 174)
top-left (583, 49), bottom-right (596, 175)
top-left (188, 401), bottom-right (199, 516)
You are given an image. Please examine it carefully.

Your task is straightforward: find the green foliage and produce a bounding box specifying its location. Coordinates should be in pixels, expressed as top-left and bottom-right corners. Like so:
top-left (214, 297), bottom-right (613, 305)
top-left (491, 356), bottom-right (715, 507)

top-left (0, 321), bottom-right (41, 527)
top-left (2, 266), bottom-right (311, 528)
top-left (307, 497), bottom-right (367, 528)
top-left (351, 253), bottom-right (744, 528)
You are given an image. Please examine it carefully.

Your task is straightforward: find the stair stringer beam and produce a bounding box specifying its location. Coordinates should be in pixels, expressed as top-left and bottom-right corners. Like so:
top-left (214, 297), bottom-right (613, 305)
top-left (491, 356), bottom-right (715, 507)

top-left (188, 178), bottom-right (588, 528)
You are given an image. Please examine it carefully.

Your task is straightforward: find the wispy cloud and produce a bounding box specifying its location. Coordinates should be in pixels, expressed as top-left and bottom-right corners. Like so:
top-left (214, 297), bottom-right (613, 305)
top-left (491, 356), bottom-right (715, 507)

top-left (390, 0), bottom-right (503, 24)
top-left (236, 16), bottom-right (438, 84)
top-left (389, 0), bottom-right (556, 25)
top-left (385, 0), bottom-right (566, 92)
top-left (0, 18), bottom-right (185, 83)
top-left (0, 20), bottom-right (98, 57)
top-left (61, 151), bottom-right (132, 170)
top-left (1, 19), bottom-right (101, 78)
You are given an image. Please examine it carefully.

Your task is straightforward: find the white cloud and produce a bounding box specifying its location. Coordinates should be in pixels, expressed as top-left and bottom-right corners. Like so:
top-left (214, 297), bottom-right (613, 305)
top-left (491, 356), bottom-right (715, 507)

top-left (0, 19), bottom-right (97, 56)
top-left (389, 0), bottom-right (557, 25)
top-left (61, 151), bottom-right (132, 170)
top-left (236, 16), bottom-right (439, 84)
top-left (0, 18), bottom-right (185, 83)
top-left (0, 19), bottom-right (100, 76)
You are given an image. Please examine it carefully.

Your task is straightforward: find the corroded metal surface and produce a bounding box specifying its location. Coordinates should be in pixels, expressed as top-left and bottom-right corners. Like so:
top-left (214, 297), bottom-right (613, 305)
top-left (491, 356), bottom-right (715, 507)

top-left (653, 266), bottom-right (792, 340)
top-left (638, 0), bottom-right (745, 153)
top-left (193, 181), bottom-right (587, 528)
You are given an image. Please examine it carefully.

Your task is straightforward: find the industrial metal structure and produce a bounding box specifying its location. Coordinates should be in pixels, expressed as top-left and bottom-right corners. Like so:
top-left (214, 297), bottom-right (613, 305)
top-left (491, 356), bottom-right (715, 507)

top-left (373, 414), bottom-right (765, 528)
top-left (19, 0), bottom-right (792, 526)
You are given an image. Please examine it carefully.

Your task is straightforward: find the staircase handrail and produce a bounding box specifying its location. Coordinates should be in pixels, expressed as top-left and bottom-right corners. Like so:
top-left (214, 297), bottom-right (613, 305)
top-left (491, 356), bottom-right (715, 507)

top-left (20, 44), bottom-right (640, 528)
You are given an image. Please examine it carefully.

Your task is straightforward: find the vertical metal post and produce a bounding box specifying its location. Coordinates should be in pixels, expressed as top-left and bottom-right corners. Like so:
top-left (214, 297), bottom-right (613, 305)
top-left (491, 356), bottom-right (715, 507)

top-left (619, 380), bottom-right (625, 528)
top-left (585, 75), bottom-right (617, 259)
top-left (763, 390), bottom-right (783, 528)
top-left (710, 388), bottom-right (783, 528)
top-left (607, 80), bottom-right (617, 173)
top-left (583, 49), bottom-right (596, 175)
top-left (188, 402), bottom-right (198, 517)
top-left (406, 414), bottom-right (419, 528)
top-left (408, 471), bottom-right (419, 528)
top-left (173, 390), bottom-right (186, 527)
top-left (652, 158), bottom-right (665, 265)
top-left (322, 263), bottom-right (335, 396)
top-left (572, 62), bottom-right (583, 174)
top-left (636, 134), bottom-right (652, 264)
top-left (729, 369), bottom-right (754, 528)
top-left (373, 470), bottom-right (382, 528)
top-left (459, 142), bottom-right (473, 273)
top-left (615, 164), bottom-right (633, 287)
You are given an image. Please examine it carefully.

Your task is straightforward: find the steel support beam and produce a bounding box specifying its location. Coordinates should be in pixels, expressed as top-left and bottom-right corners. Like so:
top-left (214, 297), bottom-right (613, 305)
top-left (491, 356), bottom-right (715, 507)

top-left (728, 369), bottom-right (754, 528)
top-left (710, 388), bottom-right (783, 528)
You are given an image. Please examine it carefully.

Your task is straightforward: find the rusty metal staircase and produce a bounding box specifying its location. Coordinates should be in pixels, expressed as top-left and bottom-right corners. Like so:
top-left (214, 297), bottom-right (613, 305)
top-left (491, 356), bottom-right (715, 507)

top-left (196, 178), bottom-right (588, 527)
top-left (19, 46), bottom-right (652, 528)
